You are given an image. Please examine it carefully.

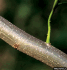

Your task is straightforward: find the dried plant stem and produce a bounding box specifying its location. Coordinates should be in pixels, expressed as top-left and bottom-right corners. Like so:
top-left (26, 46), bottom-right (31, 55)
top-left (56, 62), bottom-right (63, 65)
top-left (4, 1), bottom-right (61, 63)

top-left (0, 16), bottom-right (67, 68)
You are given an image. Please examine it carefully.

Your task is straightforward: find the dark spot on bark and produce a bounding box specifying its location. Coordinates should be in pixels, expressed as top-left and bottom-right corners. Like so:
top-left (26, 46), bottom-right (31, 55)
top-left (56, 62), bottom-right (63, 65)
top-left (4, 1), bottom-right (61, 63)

top-left (13, 44), bottom-right (19, 49)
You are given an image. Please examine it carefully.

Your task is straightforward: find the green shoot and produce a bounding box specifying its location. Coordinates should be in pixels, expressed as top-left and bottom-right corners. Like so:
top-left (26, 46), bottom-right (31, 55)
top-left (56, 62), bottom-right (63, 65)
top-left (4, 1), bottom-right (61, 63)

top-left (46, 0), bottom-right (58, 44)
top-left (58, 2), bottom-right (67, 5)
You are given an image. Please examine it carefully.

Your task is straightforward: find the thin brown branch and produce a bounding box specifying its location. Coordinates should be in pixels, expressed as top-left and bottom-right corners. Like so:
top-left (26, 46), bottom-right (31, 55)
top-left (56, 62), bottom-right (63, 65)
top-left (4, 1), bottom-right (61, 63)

top-left (0, 16), bottom-right (67, 68)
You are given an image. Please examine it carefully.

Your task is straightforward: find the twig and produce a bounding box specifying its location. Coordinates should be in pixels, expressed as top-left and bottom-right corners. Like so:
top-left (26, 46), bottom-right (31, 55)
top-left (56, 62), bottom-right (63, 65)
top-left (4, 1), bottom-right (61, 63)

top-left (46, 0), bottom-right (58, 43)
top-left (0, 16), bottom-right (67, 68)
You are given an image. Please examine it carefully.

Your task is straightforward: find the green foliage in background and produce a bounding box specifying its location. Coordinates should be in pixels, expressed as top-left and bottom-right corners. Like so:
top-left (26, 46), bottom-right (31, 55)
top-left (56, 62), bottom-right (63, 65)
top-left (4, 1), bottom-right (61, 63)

top-left (0, 0), bottom-right (67, 70)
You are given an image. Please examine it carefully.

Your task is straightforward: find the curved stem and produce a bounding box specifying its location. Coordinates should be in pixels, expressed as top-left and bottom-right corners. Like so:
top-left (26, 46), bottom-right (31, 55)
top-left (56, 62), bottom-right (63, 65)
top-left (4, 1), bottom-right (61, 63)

top-left (46, 0), bottom-right (58, 43)
top-left (0, 16), bottom-right (67, 68)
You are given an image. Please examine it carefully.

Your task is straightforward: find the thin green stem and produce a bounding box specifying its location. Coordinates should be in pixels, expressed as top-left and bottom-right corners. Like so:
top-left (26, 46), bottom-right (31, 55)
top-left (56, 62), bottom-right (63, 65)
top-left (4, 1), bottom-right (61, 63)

top-left (46, 0), bottom-right (58, 43)
top-left (58, 2), bottom-right (67, 5)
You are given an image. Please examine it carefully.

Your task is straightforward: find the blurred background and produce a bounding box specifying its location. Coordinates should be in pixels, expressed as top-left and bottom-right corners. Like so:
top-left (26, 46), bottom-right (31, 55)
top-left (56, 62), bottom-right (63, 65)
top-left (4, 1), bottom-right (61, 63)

top-left (0, 0), bottom-right (67, 70)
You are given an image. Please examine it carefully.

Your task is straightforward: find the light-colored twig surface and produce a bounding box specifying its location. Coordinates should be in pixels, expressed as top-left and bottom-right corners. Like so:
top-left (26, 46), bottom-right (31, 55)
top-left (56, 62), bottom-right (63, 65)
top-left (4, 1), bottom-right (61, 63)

top-left (0, 16), bottom-right (67, 68)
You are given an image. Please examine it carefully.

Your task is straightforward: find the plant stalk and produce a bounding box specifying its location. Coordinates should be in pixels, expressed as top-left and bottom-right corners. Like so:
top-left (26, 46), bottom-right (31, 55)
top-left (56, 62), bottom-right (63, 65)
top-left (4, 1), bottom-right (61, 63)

top-left (0, 16), bottom-right (67, 68)
top-left (46, 0), bottom-right (58, 43)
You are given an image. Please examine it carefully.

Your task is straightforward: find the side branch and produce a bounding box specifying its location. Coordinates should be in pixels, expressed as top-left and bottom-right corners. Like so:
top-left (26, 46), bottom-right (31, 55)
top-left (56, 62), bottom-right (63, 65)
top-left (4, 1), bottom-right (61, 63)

top-left (0, 16), bottom-right (67, 68)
